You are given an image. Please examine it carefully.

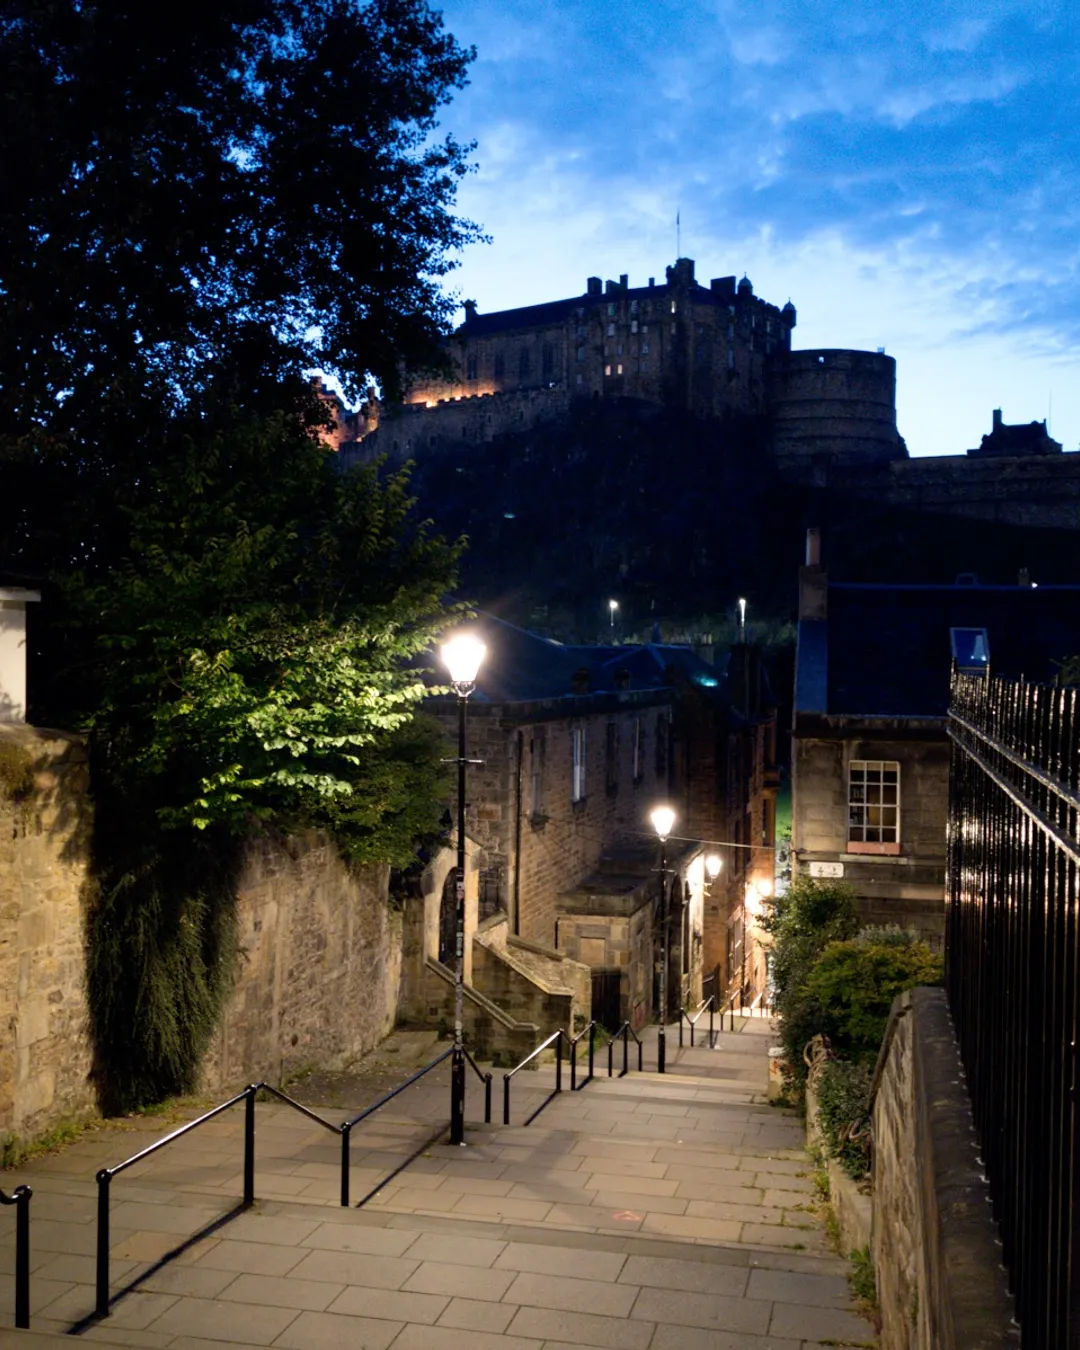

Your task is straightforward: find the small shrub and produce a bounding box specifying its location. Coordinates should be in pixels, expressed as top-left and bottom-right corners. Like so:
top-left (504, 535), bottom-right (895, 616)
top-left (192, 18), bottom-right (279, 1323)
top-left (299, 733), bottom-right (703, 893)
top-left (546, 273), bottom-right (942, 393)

top-left (802, 939), bottom-right (944, 1063)
top-left (815, 1058), bottom-right (873, 1181)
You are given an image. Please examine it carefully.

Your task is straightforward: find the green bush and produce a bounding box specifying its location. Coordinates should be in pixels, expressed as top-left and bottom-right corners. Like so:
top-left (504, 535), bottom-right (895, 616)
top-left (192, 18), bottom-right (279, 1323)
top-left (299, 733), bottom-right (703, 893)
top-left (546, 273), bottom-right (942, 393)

top-left (803, 939), bottom-right (944, 1064)
top-left (760, 878), bottom-right (860, 1085)
top-left (815, 1058), bottom-right (873, 1181)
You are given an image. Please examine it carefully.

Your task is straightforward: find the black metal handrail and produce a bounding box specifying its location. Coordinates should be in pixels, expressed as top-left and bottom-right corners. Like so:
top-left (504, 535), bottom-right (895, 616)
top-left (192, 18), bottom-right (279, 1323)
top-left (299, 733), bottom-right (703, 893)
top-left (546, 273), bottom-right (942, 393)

top-left (606, 1021), bottom-right (643, 1078)
top-left (569, 1021), bottom-right (598, 1091)
top-left (340, 1046), bottom-right (455, 1205)
top-left (502, 1030), bottom-right (570, 1125)
top-left (1, 1185), bottom-right (31, 1329)
top-left (96, 1084), bottom-right (256, 1318)
top-left (719, 988), bottom-right (741, 1031)
top-left (678, 995), bottom-right (716, 1048)
top-left (95, 1051), bottom-right (496, 1317)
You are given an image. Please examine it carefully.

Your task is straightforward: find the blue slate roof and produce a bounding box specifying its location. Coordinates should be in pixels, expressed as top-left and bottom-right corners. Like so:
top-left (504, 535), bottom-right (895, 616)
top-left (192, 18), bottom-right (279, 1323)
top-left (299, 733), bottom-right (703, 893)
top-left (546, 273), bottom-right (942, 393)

top-left (439, 615), bottom-right (730, 706)
top-left (797, 583), bottom-right (1080, 719)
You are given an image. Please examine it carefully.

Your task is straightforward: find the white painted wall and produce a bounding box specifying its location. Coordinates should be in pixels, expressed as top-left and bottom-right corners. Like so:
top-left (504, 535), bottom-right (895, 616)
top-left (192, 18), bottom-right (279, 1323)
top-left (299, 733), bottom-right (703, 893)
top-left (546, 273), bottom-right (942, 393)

top-left (0, 591), bottom-right (41, 723)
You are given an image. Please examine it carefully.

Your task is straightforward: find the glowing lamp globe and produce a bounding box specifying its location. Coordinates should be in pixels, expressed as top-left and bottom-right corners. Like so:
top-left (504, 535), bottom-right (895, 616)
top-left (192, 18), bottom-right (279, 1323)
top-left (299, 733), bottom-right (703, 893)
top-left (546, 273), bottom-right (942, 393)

top-left (650, 805), bottom-right (676, 841)
top-left (441, 632), bottom-right (486, 687)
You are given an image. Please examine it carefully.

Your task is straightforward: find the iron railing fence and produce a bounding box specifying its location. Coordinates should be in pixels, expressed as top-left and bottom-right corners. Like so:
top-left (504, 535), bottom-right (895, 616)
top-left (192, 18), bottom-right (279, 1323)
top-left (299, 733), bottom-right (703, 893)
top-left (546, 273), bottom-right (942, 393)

top-left (947, 670), bottom-right (1079, 1348)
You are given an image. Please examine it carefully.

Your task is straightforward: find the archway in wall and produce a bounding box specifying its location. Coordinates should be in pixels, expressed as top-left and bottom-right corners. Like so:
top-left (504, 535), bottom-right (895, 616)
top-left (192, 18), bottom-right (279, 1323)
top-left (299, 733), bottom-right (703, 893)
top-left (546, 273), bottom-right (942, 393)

top-left (439, 869), bottom-right (458, 966)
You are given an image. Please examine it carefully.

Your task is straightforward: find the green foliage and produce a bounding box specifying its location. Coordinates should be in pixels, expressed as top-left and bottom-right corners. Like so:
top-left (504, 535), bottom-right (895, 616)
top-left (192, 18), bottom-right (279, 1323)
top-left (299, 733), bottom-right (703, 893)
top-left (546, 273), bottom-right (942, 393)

top-left (760, 878), bottom-right (860, 1084)
top-left (849, 1245), bottom-right (879, 1312)
top-left (815, 1059), bottom-right (873, 1181)
top-left (802, 939), bottom-right (944, 1063)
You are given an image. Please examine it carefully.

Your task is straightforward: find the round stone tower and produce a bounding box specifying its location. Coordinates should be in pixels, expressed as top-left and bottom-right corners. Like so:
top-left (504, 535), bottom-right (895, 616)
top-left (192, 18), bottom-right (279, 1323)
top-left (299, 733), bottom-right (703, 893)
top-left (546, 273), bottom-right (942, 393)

top-left (767, 349), bottom-right (906, 473)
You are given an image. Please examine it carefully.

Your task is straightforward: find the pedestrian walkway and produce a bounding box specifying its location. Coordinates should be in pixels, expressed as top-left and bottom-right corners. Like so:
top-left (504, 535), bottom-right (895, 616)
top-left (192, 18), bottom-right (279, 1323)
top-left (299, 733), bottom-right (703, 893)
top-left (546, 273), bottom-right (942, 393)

top-left (0, 1019), bottom-right (878, 1349)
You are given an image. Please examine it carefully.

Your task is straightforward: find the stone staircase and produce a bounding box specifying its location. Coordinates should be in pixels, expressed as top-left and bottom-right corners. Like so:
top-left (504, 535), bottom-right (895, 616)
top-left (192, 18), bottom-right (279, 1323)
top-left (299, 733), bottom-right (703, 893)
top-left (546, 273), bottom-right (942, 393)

top-left (0, 1021), bottom-right (878, 1349)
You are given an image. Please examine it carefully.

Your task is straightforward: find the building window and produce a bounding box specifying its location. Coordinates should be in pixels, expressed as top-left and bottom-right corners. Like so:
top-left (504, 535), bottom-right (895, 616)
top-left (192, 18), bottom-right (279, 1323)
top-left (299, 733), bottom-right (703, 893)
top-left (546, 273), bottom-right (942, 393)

top-left (576, 346), bottom-right (585, 362)
top-left (494, 351), bottom-right (505, 379)
top-left (631, 319), bottom-right (638, 334)
top-left (608, 302), bottom-right (616, 316)
top-left (848, 760), bottom-right (900, 854)
top-left (655, 714), bottom-right (668, 778)
top-left (616, 363), bottom-right (623, 375)
top-left (542, 343), bottom-right (554, 378)
top-left (519, 347), bottom-right (531, 379)
top-left (572, 727), bottom-right (587, 803)
top-left (606, 322), bottom-right (615, 337)
top-left (605, 721), bottom-right (619, 794)
top-left (951, 627), bottom-right (990, 674)
top-left (604, 364), bottom-right (612, 376)
top-left (633, 717), bottom-right (644, 783)
top-left (642, 342), bottom-right (649, 355)
top-left (728, 350), bottom-right (735, 369)
top-left (529, 734), bottom-right (545, 818)
top-left (576, 373), bottom-right (583, 385)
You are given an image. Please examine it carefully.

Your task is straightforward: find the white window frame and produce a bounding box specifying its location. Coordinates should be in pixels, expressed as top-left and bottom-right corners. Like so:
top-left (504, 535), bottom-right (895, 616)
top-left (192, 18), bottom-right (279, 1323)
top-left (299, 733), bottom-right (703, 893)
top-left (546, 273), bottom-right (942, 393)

top-left (572, 726), bottom-right (587, 803)
top-left (848, 759), bottom-right (900, 854)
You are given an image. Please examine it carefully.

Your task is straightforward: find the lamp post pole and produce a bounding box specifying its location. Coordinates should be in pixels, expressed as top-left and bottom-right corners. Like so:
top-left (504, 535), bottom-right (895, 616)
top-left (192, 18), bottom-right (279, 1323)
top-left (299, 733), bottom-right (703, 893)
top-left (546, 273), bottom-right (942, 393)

top-left (441, 633), bottom-right (486, 1147)
top-left (650, 806), bottom-right (676, 1075)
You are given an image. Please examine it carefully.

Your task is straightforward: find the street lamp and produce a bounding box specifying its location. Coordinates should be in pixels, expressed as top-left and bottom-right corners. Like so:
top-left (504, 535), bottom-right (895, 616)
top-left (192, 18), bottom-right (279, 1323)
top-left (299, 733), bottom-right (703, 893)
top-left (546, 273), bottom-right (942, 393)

top-left (608, 598), bottom-right (619, 633)
top-left (650, 805), bottom-right (676, 1073)
top-left (441, 631), bottom-right (486, 1145)
top-left (705, 853), bottom-right (722, 881)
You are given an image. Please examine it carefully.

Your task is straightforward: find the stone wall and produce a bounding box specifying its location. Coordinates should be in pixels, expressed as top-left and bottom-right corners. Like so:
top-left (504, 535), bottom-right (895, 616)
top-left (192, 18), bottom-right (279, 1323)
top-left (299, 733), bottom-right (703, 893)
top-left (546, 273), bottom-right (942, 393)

top-left (871, 987), bottom-right (1018, 1350)
top-left (0, 725), bottom-right (95, 1141)
top-left (202, 834), bottom-right (401, 1093)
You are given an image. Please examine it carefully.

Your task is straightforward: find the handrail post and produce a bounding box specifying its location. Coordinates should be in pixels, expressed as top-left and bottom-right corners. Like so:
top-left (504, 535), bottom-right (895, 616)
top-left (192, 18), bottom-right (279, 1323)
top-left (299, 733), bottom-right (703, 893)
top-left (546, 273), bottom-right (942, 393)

top-left (690, 1012), bottom-right (695, 1048)
top-left (243, 1085), bottom-right (256, 1209)
top-left (484, 1073), bottom-right (492, 1124)
top-left (95, 1170), bottom-right (111, 1319)
top-left (709, 998), bottom-right (714, 1046)
top-left (556, 1034), bottom-right (563, 1094)
top-left (14, 1186), bottom-right (30, 1330)
top-left (340, 1124), bottom-right (351, 1207)
top-left (608, 1036), bottom-right (614, 1078)
top-left (679, 1014), bottom-right (684, 1049)
top-left (637, 1034), bottom-right (643, 1072)
top-left (623, 1025), bottom-right (629, 1077)
top-left (588, 1024), bottom-right (595, 1082)
top-left (503, 1073), bottom-right (510, 1126)
top-left (570, 1033), bottom-right (577, 1092)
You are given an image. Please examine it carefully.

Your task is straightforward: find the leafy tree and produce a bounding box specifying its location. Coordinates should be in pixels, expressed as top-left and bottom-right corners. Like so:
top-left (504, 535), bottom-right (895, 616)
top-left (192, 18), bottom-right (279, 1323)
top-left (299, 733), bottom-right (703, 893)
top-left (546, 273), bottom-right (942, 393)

top-left (0, 3), bottom-right (480, 1106)
top-left (0, 0), bottom-right (480, 575)
top-left (80, 411), bottom-right (462, 1110)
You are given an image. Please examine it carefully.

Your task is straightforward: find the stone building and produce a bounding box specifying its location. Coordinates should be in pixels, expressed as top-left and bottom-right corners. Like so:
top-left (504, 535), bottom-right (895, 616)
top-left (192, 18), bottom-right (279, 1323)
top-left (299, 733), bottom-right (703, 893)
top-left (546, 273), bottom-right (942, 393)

top-left (418, 617), bottom-right (777, 1034)
top-left (791, 530), bottom-right (1080, 943)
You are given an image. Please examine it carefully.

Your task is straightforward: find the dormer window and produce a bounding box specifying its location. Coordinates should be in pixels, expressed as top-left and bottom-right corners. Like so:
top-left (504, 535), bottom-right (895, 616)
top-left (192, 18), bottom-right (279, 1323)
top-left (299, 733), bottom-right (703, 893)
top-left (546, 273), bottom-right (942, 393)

top-left (951, 627), bottom-right (990, 674)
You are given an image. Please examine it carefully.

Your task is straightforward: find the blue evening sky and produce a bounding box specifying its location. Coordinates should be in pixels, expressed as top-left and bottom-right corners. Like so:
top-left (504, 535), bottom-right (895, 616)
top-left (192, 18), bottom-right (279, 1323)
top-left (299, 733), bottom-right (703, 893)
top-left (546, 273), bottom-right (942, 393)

top-left (435, 0), bottom-right (1079, 458)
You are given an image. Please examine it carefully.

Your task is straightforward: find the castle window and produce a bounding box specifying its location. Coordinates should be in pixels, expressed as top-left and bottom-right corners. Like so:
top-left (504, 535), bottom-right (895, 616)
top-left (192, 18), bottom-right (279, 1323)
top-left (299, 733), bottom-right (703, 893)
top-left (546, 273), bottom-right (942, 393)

top-left (642, 342), bottom-right (649, 355)
top-left (576, 373), bottom-right (583, 385)
top-left (630, 320), bottom-right (638, 334)
top-left (606, 323), bottom-right (615, 337)
top-left (617, 343), bottom-right (623, 356)
top-left (671, 301), bottom-right (677, 314)
top-left (617, 363), bottom-right (623, 375)
top-left (641, 324), bottom-right (648, 335)
top-left (630, 299), bottom-right (639, 315)
top-left (572, 727), bottom-right (587, 803)
top-left (728, 350), bottom-right (735, 369)
top-left (519, 347), bottom-right (531, 379)
top-left (466, 353), bottom-right (478, 381)
top-left (494, 352), bottom-right (505, 379)
top-left (576, 346), bottom-right (585, 362)
top-left (608, 302), bottom-right (616, 317)
top-left (604, 364), bottom-right (612, 376)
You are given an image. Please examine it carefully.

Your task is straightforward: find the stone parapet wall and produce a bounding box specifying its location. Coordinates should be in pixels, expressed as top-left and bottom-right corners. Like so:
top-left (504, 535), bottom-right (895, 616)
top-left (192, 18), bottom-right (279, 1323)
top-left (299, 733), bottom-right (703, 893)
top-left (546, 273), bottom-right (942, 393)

top-left (0, 725), bottom-right (95, 1141)
top-left (416, 958), bottom-right (539, 1066)
top-left (202, 835), bottom-right (401, 1093)
top-left (871, 987), bottom-right (1018, 1350)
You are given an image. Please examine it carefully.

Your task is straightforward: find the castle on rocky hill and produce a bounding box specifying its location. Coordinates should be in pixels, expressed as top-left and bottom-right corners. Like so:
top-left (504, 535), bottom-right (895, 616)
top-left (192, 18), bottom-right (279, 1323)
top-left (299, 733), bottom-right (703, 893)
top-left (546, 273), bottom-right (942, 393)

top-left (328, 257), bottom-right (1079, 531)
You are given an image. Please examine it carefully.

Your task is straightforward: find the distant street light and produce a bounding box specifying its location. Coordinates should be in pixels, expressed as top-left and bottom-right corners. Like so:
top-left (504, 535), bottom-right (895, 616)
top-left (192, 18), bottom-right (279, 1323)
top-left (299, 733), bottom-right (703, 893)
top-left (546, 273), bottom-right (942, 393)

top-left (441, 631), bottom-right (486, 1145)
top-left (650, 805), bottom-right (676, 1073)
top-left (608, 598), bottom-right (619, 632)
top-left (705, 853), bottom-right (722, 881)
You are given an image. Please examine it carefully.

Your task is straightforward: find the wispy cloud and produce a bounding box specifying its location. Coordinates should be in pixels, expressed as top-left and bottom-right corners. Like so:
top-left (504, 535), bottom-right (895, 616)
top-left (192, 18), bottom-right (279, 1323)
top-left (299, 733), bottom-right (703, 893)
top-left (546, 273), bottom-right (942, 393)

top-left (437, 0), bottom-right (1080, 454)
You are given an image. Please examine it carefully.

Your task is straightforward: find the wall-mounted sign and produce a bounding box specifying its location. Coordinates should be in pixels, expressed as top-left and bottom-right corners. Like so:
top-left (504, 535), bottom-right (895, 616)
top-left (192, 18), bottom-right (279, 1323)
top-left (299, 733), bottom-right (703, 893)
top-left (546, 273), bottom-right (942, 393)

top-left (809, 861), bottom-right (845, 879)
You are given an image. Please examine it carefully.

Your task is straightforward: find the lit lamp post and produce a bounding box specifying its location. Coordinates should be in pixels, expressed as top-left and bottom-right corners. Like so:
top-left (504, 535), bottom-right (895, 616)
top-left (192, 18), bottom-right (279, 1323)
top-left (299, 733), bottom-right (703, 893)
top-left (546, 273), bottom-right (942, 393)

top-left (608, 598), bottom-right (619, 633)
top-left (441, 631), bottom-right (486, 1145)
top-left (650, 805), bottom-right (676, 1073)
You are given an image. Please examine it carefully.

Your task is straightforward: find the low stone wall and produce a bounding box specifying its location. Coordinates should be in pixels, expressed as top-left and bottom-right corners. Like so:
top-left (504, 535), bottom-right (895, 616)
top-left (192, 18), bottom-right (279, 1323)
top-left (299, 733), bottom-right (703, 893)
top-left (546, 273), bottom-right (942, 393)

top-left (871, 987), bottom-right (1018, 1350)
top-left (202, 834), bottom-right (401, 1093)
top-left (0, 725), bottom-right (95, 1141)
top-left (805, 1077), bottom-right (872, 1256)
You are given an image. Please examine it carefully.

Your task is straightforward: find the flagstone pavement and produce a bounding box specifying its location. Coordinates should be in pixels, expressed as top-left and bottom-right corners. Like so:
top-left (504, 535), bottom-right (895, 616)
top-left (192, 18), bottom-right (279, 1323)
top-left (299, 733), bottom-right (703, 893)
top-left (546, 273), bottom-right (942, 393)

top-left (1, 1017), bottom-right (878, 1349)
